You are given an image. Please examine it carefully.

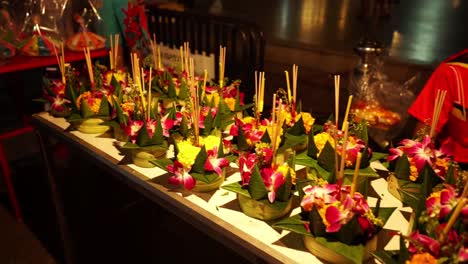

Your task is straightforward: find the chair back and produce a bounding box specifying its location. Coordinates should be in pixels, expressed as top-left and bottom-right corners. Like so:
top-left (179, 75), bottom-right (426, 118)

top-left (147, 7), bottom-right (265, 102)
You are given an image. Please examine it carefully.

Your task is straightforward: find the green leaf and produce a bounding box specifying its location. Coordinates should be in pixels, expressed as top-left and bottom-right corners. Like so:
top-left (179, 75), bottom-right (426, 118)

top-left (80, 99), bottom-right (95, 119)
top-left (152, 118), bottom-right (164, 145)
top-left (111, 75), bottom-right (122, 96)
top-left (136, 122), bottom-right (153, 147)
top-left (111, 95), bottom-right (128, 126)
top-left (373, 207), bottom-right (397, 223)
top-left (191, 145), bottom-right (207, 174)
top-left (370, 250), bottom-right (399, 264)
top-left (317, 141), bottom-right (336, 172)
top-left (295, 152), bottom-right (332, 179)
top-left (192, 171), bottom-right (219, 183)
top-left (394, 154), bottom-right (410, 180)
top-left (370, 152), bottom-right (388, 162)
top-left (217, 137), bottom-right (224, 158)
top-left (236, 127), bottom-right (250, 151)
top-left (202, 109), bottom-right (214, 135)
top-left (275, 169), bottom-right (292, 202)
top-left (149, 158), bottom-right (173, 172)
top-left (260, 129), bottom-right (271, 143)
top-left (307, 130), bottom-right (319, 158)
top-left (272, 214), bottom-right (310, 236)
top-left (97, 95), bottom-right (110, 116)
top-left (287, 116), bottom-right (305, 136)
top-left (180, 114), bottom-right (189, 137)
top-left (221, 182), bottom-right (251, 198)
top-left (167, 72), bottom-right (177, 98)
top-left (248, 165), bottom-right (269, 200)
top-left (315, 236), bottom-right (365, 264)
top-left (353, 120), bottom-right (369, 144)
top-left (178, 79), bottom-right (189, 100)
top-left (360, 146), bottom-right (371, 168)
top-left (280, 133), bottom-right (307, 152)
top-left (399, 234), bottom-right (410, 261)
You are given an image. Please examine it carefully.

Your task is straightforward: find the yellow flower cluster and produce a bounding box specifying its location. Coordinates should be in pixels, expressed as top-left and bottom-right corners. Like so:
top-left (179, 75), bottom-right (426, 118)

top-left (199, 135), bottom-right (222, 151)
top-left (285, 112), bottom-right (315, 133)
top-left (177, 140), bottom-right (202, 168)
top-left (104, 70), bottom-right (128, 86)
top-left (76, 91), bottom-right (101, 113)
top-left (313, 132), bottom-right (335, 156)
top-left (121, 102), bottom-right (135, 116)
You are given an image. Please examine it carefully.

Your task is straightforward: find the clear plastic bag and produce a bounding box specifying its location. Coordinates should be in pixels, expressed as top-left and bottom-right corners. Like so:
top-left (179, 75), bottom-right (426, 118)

top-left (348, 54), bottom-right (417, 148)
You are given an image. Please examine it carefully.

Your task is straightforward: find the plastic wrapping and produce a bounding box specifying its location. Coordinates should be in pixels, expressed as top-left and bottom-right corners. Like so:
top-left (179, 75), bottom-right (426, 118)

top-left (18, 0), bottom-right (68, 56)
top-left (0, 2), bottom-right (19, 58)
top-left (348, 55), bottom-right (417, 148)
top-left (65, 1), bottom-right (105, 51)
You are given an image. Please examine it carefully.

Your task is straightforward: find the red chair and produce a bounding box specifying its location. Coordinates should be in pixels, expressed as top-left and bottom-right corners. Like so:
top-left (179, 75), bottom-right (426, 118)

top-left (0, 123), bottom-right (35, 221)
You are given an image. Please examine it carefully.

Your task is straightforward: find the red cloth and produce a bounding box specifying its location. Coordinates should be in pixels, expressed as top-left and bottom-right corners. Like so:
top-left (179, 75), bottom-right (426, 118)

top-left (408, 54), bottom-right (468, 163)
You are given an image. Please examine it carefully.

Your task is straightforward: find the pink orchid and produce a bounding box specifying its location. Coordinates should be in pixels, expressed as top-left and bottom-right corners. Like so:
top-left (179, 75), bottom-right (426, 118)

top-left (50, 95), bottom-right (70, 112)
top-left (405, 135), bottom-right (434, 171)
top-left (167, 161), bottom-right (195, 190)
top-left (407, 231), bottom-right (440, 256)
top-left (300, 184), bottom-right (340, 211)
top-left (426, 184), bottom-right (468, 220)
top-left (261, 167), bottom-right (286, 203)
top-left (204, 146), bottom-right (229, 175)
top-left (238, 153), bottom-right (257, 186)
top-left (323, 202), bottom-right (353, 233)
top-left (125, 120), bottom-right (144, 143)
top-left (145, 119), bottom-right (157, 138)
top-left (160, 113), bottom-right (175, 137)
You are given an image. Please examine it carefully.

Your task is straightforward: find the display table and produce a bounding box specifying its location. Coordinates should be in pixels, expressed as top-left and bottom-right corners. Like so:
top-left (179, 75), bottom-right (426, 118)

top-left (32, 112), bottom-right (412, 264)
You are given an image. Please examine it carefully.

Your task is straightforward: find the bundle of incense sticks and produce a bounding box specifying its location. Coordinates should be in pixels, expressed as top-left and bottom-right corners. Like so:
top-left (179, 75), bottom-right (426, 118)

top-left (150, 34), bottom-right (161, 70)
top-left (54, 43), bottom-right (66, 84)
top-left (255, 71), bottom-right (265, 119)
top-left (109, 34), bottom-right (119, 70)
top-left (187, 58), bottom-right (200, 146)
top-left (130, 52), bottom-right (147, 116)
top-left (270, 95), bottom-right (285, 161)
top-left (429, 89), bottom-right (447, 138)
top-left (83, 47), bottom-right (94, 85)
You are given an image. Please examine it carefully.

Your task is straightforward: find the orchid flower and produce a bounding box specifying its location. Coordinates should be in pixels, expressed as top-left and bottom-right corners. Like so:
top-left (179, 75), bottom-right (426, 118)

top-left (160, 113), bottom-right (175, 137)
top-left (261, 165), bottom-right (287, 203)
top-left (50, 96), bottom-right (70, 112)
top-left (167, 161), bottom-right (195, 190)
top-left (125, 119), bottom-right (144, 143)
top-left (204, 146), bottom-right (229, 176)
top-left (321, 197), bottom-right (353, 233)
top-left (301, 184), bottom-right (340, 211)
top-left (238, 153), bottom-right (257, 186)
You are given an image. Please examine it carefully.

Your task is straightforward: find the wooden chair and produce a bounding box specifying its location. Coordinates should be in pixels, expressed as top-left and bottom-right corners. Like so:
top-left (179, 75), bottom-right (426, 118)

top-left (146, 7), bottom-right (265, 103)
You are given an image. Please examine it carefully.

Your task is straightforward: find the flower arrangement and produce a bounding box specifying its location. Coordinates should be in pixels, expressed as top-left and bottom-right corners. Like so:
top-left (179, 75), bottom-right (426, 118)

top-left (386, 134), bottom-right (456, 209)
top-left (273, 175), bottom-right (395, 264)
top-left (372, 181), bottom-right (468, 264)
top-left (222, 94), bottom-right (296, 221)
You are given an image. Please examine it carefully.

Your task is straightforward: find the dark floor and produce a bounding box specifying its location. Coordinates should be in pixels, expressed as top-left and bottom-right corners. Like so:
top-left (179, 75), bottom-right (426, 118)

top-left (2, 0), bottom-right (468, 263)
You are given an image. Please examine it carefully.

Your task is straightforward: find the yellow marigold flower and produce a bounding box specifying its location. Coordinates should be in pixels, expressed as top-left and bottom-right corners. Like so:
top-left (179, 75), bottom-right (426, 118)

top-left (76, 91), bottom-right (102, 114)
top-left (408, 157), bottom-right (419, 181)
top-left (300, 112), bottom-right (315, 134)
top-left (314, 132), bottom-right (335, 155)
top-left (406, 253), bottom-right (436, 264)
top-left (177, 140), bottom-right (202, 168)
top-left (224, 97), bottom-right (236, 111)
top-left (121, 102), bottom-right (135, 116)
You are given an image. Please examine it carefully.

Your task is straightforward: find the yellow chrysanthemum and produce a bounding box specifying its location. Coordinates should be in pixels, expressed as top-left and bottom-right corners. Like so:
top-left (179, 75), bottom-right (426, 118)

top-left (199, 135), bottom-right (221, 151)
top-left (177, 140), bottom-right (202, 168)
top-left (408, 157), bottom-right (419, 181)
top-left (313, 132), bottom-right (335, 155)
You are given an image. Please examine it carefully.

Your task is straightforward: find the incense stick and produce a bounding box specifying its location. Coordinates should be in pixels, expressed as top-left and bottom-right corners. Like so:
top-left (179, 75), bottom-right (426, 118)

top-left (255, 71), bottom-right (265, 119)
top-left (334, 75), bottom-right (340, 126)
top-left (148, 67), bottom-right (152, 119)
top-left (219, 45), bottom-right (226, 88)
top-left (53, 44), bottom-right (66, 84)
top-left (350, 152), bottom-right (362, 196)
top-left (188, 58), bottom-right (200, 146)
top-left (430, 89), bottom-right (447, 138)
top-left (343, 95), bottom-right (353, 130)
top-left (338, 121), bottom-right (349, 182)
top-left (292, 64), bottom-right (298, 103)
top-left (83, 47), bottom-right (94, 85)
top-left (284, 70), bottom-right (291, 104)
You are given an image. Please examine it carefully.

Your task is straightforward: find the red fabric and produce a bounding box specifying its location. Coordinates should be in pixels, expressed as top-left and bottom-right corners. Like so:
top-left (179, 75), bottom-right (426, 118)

top-left (408, 62), bottom-right (468, 163)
